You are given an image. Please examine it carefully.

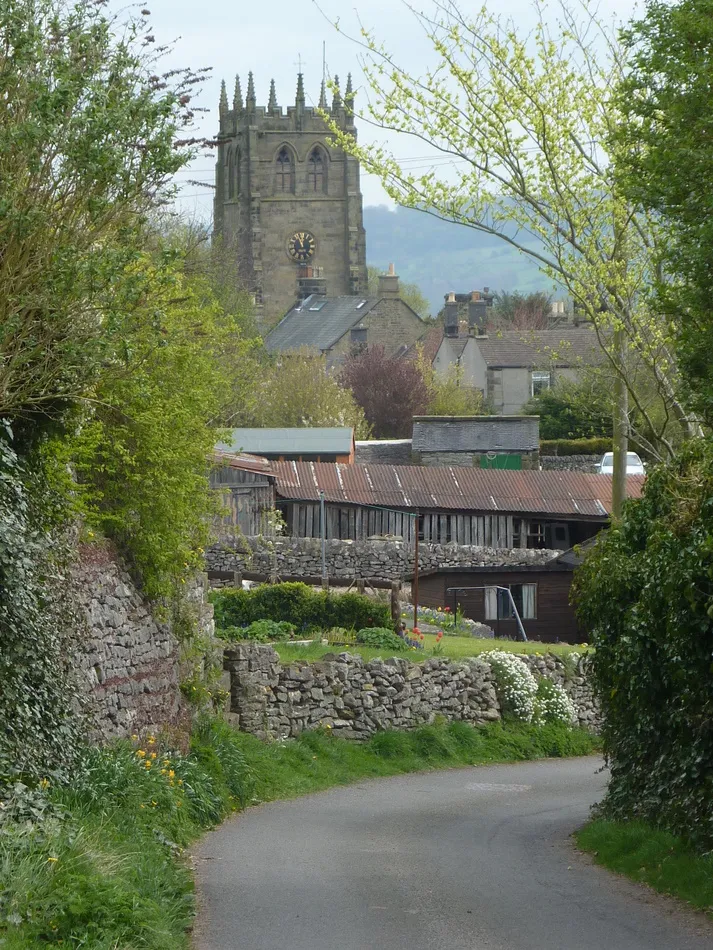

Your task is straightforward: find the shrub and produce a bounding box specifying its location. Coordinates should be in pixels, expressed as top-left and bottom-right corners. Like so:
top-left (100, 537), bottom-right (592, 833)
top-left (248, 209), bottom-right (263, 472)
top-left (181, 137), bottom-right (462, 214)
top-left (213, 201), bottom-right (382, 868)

top-left (217, 619), bottom-right (295, 643)
top-left (540, 437), bottom-right (612, 457)
top-left (211, 582), bottom-right (391, 633)
top-left (574, 437), bottom-right (713, 849)
top-left (483, 651), bottom-right (538, 722)
top-left (533, 678), bottom-right (577, 726)
top-left (355, 627), bottom-right (406, 651)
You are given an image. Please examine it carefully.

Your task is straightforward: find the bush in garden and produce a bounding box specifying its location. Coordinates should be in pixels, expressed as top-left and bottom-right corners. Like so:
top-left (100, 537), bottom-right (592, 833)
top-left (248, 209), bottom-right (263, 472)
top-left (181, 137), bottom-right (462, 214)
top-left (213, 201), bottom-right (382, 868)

top-left (210, 582), bottom-right (391, 633)
top-left (482, 651), bottom-right (538, 722)
top-left (217, 620), bottom-right (295, 643)
top-left (533, 678), bottom-right (577, 726)
top-left (355, 627), bottom-right (407, 651)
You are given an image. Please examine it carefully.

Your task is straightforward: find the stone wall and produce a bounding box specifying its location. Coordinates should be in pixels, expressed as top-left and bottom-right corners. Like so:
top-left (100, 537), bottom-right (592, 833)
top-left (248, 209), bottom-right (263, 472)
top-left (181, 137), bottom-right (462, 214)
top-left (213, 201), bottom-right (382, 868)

top-left (223, 642), bottom-right (598, 740)
top-left (72, 543), bottom-right (217, 743)
top-left (540, 455), bottom-right (600, 473)
top-left (206, 536), bottom-right (560, 582)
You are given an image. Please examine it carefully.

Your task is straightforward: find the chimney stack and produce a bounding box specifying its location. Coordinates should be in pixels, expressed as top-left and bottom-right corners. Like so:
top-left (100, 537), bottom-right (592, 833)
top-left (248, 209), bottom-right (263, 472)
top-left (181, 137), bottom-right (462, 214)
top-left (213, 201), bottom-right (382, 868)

top-left (468, 290), bottom-right (488, 334)
top-left (444, 291), bottom-right (459, 337)
top-left (377, 262), bottom-right (400, 298)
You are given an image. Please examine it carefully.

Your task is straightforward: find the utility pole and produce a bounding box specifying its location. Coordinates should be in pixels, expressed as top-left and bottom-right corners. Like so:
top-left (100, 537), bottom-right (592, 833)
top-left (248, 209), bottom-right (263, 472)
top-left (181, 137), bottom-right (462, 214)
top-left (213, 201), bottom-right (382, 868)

top-left (319, 490), bottom-right (327, 585)
top-left (412, 511), bottom-right (419, 630)
top-left (612, 325), bottom-right (628, 519)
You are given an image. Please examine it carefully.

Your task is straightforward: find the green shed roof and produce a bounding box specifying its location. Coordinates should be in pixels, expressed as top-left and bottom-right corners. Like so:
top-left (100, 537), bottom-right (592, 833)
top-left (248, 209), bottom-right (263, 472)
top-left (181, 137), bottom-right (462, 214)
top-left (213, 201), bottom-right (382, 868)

top-left (216, 427), bottom-right (354, 456)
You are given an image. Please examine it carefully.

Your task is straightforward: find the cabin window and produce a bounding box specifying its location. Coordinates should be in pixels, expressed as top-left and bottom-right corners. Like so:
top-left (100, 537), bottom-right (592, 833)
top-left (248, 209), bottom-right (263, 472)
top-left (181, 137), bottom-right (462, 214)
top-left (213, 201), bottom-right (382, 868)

top-left (531, 370), bottom-right (551, 396)
top-left (527, 521), bottom-right (546, 548)
top-left (484, 584), bottom-right (537, 620)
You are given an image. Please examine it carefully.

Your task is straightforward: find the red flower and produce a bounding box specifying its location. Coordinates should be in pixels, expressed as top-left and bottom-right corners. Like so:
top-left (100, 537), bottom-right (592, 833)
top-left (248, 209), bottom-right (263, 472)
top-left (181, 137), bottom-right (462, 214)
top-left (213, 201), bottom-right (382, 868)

top-left (444, 606), bottom-right (451, 613)
top-left (436, 631), bottom-right (443, 641)
top-left (412, 627), bottom-right (421, 635)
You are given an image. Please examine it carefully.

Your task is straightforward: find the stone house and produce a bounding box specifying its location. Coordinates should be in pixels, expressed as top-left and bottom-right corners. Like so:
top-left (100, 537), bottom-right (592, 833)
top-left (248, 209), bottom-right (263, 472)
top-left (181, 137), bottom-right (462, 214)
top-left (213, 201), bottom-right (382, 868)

top-left (264, 265), bottom-right (426, 363)
top-left (432, 327), bottom-right (603, 415)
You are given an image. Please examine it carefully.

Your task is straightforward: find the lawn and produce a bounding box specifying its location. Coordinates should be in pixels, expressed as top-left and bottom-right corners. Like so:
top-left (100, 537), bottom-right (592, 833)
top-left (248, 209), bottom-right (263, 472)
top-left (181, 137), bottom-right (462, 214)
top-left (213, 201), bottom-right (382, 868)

top-left (275, 633), bottom-right (587, 665)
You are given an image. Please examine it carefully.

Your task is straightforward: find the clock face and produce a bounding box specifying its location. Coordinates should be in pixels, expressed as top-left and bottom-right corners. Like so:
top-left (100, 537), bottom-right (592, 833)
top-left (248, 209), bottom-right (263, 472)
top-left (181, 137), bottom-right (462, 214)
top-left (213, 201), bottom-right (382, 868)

top-left (287, 230), bottom-right (316, 263)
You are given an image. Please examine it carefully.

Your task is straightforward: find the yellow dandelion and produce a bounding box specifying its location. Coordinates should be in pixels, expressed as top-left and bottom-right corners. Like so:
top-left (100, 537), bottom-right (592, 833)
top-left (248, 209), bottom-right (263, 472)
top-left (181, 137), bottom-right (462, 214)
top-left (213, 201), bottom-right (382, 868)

top-left (144, 761), bottom-right (152, 769)
top-left (150, 752), bottom-right (157, 760)
top-left (163, 759), bottom-right (170, 767)
top-left (160, 768), bottom-right (167, 775)
top-left (177, 779), bottom-right (183, 786)
top-left (168, 769), bottom-right (175, 779)
top-left (147, 735), bottom-right (156, 745)
top-left (131, 734), bottom-right (139, 741)
top-left (136, 749), bottom-right (146, 758)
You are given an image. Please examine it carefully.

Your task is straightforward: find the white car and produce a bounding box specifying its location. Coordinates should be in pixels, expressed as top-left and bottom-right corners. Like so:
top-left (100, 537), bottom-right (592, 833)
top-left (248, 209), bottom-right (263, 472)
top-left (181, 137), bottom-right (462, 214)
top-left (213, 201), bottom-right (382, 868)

top-left (598, 451), bottom-right (645, 475)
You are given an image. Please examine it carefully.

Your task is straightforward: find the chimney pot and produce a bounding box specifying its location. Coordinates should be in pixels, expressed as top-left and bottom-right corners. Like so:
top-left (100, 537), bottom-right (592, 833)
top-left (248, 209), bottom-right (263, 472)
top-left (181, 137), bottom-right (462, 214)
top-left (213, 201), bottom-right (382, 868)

top-left (388, 262), bottom-right (395, 276)
top-left (447, 291), bottom-right (456, 303)
top-left (470, 291), bottom-right (481, 301)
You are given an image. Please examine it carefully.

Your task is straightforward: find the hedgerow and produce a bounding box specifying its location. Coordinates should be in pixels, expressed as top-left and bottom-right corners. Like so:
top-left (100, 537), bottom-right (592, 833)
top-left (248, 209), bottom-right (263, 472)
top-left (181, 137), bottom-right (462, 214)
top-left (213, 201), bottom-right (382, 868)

top-left (574, 439), bottom-right (713, 848)
top-left (210, 583), bottom-right (392, 634)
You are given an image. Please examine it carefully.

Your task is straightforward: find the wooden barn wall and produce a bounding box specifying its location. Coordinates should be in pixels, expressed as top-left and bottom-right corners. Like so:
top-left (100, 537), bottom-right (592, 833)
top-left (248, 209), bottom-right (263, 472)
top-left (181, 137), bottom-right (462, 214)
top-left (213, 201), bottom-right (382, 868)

top-left (215, 485), bottom-right (276, 538)
top-left (419, 570), bottom-right (580, 644)
top-left (279, 502), bottom-right (515, 546)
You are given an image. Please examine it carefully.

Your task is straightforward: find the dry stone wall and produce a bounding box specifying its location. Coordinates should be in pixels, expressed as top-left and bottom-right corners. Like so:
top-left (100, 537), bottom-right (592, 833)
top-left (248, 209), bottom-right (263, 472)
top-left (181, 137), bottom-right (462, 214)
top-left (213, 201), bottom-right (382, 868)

top-left (223, 642), bottom-right (598, 740)
top-left (207, 537), bottom-right (559, 582)
top-left (540, 455), bottom-right (600, 473)
top-left (72, 544), bottom-right (216, 743)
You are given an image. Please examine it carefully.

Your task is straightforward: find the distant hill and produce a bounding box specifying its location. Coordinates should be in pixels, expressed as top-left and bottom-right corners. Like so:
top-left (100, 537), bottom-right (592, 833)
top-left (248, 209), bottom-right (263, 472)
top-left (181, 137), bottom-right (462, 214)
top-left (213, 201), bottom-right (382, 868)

top-left (364, 205), bottom-right (559, 316)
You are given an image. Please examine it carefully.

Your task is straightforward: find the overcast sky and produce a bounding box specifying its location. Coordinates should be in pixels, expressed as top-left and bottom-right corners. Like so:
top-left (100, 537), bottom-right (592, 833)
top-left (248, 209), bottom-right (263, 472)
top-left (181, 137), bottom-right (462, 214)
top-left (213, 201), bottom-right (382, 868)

top-left (133, 0), bottom-right (641, 222)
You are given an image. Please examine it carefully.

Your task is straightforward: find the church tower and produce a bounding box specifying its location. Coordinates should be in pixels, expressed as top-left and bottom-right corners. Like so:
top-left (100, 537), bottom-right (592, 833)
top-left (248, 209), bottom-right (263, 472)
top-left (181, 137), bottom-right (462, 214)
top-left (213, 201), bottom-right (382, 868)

top-left (213, 71), bottom-right (368, 326)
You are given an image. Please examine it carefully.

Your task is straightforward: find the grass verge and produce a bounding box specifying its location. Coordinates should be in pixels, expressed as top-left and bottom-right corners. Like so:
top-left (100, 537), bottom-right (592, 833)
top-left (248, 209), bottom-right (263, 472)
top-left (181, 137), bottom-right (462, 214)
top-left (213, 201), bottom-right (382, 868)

top-left (0, 719), bottom-right (599, 949)
top-left (274, 634), bottom-right (586, 665)
top-left (575, 819), bottom-right (713, 915)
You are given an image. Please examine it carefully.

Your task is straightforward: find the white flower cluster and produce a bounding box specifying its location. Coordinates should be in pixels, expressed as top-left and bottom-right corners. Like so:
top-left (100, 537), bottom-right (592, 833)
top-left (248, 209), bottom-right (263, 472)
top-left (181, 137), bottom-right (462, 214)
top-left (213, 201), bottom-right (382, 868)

top-left (483, 651), bottom-right (538, 722)
top-left (533, 679), bottom-right (578, 726)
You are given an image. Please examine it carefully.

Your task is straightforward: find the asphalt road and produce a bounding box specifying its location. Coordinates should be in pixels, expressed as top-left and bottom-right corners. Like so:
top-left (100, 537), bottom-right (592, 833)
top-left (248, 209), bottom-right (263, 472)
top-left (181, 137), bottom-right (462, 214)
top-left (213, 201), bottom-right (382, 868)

top-left (193, 757), bottom-right (713, 950)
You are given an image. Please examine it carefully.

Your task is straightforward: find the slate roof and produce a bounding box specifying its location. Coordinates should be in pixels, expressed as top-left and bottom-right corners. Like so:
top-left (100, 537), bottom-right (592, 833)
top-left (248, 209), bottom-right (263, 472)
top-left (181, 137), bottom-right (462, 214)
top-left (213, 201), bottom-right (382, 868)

top-left (271, 462), bottom-right (644, 519)
top-left (475, 329), bottom-right (602, 368)
top-left (264, 295), bottom-right (379, 353)
top-left (412, 416), bottom-right (539, 453)
top-left (216, 428), bottom-right (354, 456)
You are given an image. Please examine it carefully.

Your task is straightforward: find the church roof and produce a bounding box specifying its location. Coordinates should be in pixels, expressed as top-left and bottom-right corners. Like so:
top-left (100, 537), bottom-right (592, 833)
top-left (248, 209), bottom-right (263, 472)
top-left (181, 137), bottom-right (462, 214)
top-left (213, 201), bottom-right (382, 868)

top-left (265, 295), bottom-right (380, 353)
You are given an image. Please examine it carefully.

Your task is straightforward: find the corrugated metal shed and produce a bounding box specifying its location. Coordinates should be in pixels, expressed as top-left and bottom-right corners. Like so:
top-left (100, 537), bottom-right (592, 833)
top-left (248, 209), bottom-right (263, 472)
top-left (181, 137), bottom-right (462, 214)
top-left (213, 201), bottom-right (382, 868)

top-left (412, 416), bottom-right (539, 453)
top-left (216, 428), bottom-right (354, 456)
top-left (271, 461), bottom-right (644, 518)
top-left (476, 329), bottom-right (602, 368)
top-left (211, 451), bottom-right (274, 475)
top-left (264, 296), bottom-right (379, 353)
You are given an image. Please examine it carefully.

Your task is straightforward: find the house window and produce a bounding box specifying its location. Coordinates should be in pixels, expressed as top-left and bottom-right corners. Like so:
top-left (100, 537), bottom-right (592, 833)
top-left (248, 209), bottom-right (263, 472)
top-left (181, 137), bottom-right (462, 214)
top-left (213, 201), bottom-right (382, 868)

top-left (276, 147), bottom-right (293, 193)
top-left (527, 521), bottom-right (545, 549)
top-left (350, 326), bottom-right (367, 348)
top-left (531, 370), bottom-right (551, 396)
top-left (307, 148), bottom-right (326, 193)
top-left (484, 584), bottom-right (537, 620)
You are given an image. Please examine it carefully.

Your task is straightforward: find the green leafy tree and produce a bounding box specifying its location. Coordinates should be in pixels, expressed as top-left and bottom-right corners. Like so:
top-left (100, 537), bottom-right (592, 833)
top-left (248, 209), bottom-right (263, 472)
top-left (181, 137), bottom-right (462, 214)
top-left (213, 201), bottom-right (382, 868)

top-left (244, 351), bottom-right (370, 437)
top-left (416, 353), bottom-right (486, 416)
top-left (523, 377), bottom-right (613, 440)
top-left (0, 0), bottom-right (202, 434)
top-left (615, 0), bottom-right (713, 428)
top-left (367, 265), bottom-right (430, 317)
top-left (64, 258), bottom-right (244, 598)
top-left (326, 0), bottom-right (699, 459)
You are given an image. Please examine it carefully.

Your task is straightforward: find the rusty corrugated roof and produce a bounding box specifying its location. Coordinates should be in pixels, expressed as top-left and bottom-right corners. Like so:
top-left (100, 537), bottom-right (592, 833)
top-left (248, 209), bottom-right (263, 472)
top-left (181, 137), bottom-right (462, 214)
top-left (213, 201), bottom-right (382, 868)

top-left (271, 461), bottom-right (644, 518)
top-left (212, 451), bottom-right (275, 476)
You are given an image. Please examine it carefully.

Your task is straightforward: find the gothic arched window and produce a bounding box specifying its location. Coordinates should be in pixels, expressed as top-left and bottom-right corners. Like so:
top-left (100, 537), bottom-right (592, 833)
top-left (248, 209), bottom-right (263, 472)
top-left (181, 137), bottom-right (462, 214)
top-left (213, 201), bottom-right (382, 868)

top-left (227, 150), bottom-right (235, 199)
top-left (308, 148), bottom-right (326, 193)
top-left (276, 147), bottom-right (293, 193)
top-left (234, 148), bottom-right (241, 197)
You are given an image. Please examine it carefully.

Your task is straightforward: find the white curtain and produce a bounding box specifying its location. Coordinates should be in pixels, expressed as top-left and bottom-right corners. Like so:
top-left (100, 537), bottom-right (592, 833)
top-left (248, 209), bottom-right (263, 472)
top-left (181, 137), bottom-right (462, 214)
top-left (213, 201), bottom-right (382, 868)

top-left (484, 587), bottom-right (497, 621)
top-left (521, 584), bottom-right (536, 619)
